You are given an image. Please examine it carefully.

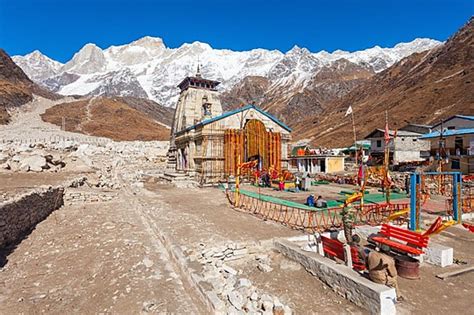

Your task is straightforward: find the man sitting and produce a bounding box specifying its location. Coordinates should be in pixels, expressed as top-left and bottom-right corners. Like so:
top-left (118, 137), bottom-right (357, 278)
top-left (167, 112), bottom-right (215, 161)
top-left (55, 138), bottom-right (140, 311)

top-left (367, 244), bottom-right (404, 301)
top-left (315, 196), bottom-right (327, 208)
top-left (351, 234), bottom-right (369, 263)
top-left (306, 194), bottom-right (315, 207)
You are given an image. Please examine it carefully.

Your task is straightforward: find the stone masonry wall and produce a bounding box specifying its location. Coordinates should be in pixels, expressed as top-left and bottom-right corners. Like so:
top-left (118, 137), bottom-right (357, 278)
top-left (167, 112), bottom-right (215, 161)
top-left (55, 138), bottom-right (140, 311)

top-left (0, 186), bottom-right (64, 248)
top-left (64, 190), bottom-right (118, 204)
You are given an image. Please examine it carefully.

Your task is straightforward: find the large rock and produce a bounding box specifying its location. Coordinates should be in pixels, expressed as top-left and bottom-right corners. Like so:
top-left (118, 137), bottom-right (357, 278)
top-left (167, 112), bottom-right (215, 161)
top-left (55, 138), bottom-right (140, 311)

top-left (19, 155), bottom-right (48, 172)
top-left (0, 153), bottom-right (8, 163)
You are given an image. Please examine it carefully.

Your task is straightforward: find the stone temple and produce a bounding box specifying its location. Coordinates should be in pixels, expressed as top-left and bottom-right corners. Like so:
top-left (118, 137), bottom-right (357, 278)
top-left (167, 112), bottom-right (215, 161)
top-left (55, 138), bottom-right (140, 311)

top-left (166, 67), bottom-right (292, 185)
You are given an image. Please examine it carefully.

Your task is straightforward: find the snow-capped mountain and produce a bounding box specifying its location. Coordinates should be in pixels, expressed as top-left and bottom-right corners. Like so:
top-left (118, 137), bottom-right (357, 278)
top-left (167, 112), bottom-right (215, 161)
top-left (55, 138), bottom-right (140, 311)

top-left (12, 50), bottom-right (63, 82)
top-left (12, 37), bottom-right (442, 107)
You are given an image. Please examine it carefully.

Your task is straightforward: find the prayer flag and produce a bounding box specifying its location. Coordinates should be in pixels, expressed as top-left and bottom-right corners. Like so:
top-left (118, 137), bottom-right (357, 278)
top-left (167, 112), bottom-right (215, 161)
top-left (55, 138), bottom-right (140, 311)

top-left (384, 122), bottom-right (391, 145)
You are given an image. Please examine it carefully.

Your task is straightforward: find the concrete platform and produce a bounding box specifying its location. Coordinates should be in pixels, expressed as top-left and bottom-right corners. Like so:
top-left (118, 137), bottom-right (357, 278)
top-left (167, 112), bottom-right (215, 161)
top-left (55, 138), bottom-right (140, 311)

top-left (274, 238), bottom-right (396, 315)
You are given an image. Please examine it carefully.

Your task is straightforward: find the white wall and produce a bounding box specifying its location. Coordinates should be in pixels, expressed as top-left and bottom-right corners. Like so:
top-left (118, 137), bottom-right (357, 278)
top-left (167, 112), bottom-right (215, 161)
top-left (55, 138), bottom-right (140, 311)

top-left (432, 117), bottom-right (474, 131)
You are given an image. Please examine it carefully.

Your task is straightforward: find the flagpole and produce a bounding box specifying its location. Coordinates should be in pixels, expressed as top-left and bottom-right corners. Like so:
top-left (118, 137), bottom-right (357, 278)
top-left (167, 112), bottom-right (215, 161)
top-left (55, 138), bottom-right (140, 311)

top-left (351, 110), bottom-right (358, 168)
top-left (384, 110), bottom-right (390, 203)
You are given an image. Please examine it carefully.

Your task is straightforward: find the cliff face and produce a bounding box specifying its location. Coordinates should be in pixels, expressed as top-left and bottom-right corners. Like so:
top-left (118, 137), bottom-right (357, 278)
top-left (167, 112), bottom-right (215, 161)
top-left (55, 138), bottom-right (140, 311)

top-left (293, 18), bottom-right (474, 147)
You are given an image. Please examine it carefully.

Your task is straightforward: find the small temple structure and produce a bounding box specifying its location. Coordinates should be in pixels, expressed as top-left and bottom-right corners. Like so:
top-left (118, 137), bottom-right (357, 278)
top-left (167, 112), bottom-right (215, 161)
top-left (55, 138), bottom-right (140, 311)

top-left (166, 66), bottom-right (292, 185)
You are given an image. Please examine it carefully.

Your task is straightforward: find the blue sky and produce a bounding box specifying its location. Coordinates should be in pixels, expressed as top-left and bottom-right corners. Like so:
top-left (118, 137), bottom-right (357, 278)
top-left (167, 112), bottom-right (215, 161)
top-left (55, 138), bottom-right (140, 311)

top-left (0, 0), bottom-right (472, 63)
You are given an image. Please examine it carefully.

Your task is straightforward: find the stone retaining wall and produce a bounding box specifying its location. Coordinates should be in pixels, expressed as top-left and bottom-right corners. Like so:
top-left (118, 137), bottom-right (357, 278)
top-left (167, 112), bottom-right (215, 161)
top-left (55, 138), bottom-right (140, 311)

top-left (0, 186), bottom-right (64, 248)
top-left (275, 238), bottom-right (396, 315)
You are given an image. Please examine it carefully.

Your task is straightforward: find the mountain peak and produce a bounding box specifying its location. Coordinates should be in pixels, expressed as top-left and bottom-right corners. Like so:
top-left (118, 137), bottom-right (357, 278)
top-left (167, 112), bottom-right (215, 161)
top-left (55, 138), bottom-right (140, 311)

top-left (131, 36), bottom-right (166, 49)
top-left (287, 45), bottom-right (310, 55)
top-left (63, 42), bottom-right (106, 74)
top-left (79, 43), bottom-right (103, 52)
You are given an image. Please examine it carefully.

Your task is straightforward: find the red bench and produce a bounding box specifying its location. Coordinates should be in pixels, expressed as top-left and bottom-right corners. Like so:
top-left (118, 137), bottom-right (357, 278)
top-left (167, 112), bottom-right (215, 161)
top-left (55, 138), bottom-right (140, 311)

top-left (320, 236), bottom-right (366, 271)
top-left (371, 224), bottom-right (429, 256)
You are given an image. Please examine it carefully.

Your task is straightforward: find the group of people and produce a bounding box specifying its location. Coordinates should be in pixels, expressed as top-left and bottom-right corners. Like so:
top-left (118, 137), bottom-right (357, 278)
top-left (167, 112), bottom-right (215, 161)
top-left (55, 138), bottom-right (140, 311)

top-left (306, 194), bottom-right (327, 208)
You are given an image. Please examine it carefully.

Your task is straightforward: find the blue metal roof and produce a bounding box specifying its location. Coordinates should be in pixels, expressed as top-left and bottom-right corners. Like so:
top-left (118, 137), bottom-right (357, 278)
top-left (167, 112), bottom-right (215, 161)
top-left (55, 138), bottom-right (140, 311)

top-left (419, 128), bottom-right (474, 139)
top-left (456, 115), bottom-right (474, 121)
top-left (177, 104), bottom-right (292, 135)
top-left (432, 115), bottom-right (474, 128)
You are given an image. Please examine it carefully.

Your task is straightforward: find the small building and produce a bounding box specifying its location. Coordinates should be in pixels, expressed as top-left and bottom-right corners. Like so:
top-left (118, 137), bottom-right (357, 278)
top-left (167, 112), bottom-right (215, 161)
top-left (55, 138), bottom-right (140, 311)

top-left (289, 149), bottom-right (345, 174)
top-left (419, 116), bottom-right (474, 174)
top-left (167, 67), bottom-right (292, 184)
top-left (341, 140), bottom-right (371, 160)
top-left (400, 123), bottom-right (432, 134)
top-left (431, 115), bottom-right (474, 132)
top-left (364, 129), bottom-right (430, 165)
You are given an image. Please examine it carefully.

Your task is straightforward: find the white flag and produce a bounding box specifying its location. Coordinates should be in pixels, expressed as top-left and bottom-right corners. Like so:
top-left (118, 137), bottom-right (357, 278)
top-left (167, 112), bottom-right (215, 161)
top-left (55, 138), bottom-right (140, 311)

top-left (345, 106), bottom-right (353, 117)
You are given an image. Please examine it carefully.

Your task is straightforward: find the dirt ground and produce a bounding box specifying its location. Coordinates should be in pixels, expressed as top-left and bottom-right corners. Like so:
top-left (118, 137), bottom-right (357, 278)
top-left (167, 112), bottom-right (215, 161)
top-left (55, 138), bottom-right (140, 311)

top-left (141, 182), bottom-right (364, 314)
top-left (0, 195), bottom-right (203, 314)
top-left (0, 172), bottom-right (90, 203)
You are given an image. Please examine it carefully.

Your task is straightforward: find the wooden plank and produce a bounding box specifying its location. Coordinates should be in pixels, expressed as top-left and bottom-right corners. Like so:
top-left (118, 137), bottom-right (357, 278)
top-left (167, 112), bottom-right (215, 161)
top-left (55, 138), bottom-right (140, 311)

top-left (436, 266), bottom-right (474, 280)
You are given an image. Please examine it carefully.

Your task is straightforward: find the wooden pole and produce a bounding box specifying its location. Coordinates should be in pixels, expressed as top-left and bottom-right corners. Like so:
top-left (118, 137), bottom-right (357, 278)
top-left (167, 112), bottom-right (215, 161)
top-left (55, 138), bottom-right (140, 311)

top-left (384, 111), bottom-right (391, 204)
top-left (351, 110), bottom-right (358, 168)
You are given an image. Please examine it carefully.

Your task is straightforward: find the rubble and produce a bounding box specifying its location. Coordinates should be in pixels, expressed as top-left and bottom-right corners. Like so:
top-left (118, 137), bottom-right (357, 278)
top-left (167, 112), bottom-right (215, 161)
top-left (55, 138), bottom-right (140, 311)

top-left (190, 242), bottom-right (292, 314)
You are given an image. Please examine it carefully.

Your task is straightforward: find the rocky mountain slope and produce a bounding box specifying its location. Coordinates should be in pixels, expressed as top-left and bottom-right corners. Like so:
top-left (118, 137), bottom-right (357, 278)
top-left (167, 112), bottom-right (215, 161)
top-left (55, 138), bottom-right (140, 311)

top-left (41, 97), bottom-right (171, 141)
top-left (294, 17), bottom-right (474, 148)
top-left (13, 37), bottom-right (441, 114)
top-left (221, 58), bottom-right (374, 126)
top-left (0, 49), bottom-right (59, 124)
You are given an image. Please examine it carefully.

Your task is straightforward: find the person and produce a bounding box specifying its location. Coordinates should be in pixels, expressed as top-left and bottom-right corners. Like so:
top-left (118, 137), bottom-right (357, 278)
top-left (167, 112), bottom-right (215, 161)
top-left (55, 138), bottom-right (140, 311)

top-left (306, 194), bottom-right (315, 207)
top-left (351, 234), bottom-right (369, 263)
top-left (405, 175), bottom-right (410, 196)
top-left (315, 196), bottom-right (327, 208)
top-left (263, 172), bottom-right (271, 187)
top-left (295, 177), bottom-right (300, 192)
top-left (278, 178), bottom-right (285, 191)
top-left (340, 205), bottom-right (355, 243)
top-left (367, 244), bottom-right (403, 301)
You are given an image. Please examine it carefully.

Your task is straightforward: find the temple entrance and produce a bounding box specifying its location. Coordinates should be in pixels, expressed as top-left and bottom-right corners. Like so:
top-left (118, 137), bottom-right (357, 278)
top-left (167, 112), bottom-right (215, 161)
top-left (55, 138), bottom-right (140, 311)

top-left (224, 119), bottom-right (281, 176)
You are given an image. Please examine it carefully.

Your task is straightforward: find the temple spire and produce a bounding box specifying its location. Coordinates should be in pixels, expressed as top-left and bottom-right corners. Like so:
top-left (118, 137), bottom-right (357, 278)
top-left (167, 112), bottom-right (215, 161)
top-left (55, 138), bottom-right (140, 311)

top-left (196, 61), bottom-right (202, 78)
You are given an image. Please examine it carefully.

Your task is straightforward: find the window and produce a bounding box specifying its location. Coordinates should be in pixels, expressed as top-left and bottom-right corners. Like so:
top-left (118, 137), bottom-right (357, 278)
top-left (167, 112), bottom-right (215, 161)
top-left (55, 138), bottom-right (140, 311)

top-left (451, 159), bottom-right (460, 170)
top-left (454, 137), bottom-right (463, 155)
top-left (202, 103), bottom-right (212, 116)
top-left (376, 140), bottom-right (382, 148)
top-left (447, 126), bottom-right (455, 130)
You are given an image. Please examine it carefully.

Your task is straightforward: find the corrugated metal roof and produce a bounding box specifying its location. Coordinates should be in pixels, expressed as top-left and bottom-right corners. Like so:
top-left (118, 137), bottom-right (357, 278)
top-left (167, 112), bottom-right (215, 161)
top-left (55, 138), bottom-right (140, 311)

top-left (177, 104), bottom-right (292, 135)
top-left (432, 115), bottom-right (474, 128)
top-left (364, 128), bottom-right (421, 139)
top-left (419, 128), bottom-right (474, 139)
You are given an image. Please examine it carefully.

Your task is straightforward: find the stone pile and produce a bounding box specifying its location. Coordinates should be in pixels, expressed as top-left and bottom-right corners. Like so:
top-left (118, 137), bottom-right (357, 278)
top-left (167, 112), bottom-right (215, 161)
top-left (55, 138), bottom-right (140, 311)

top-left (191, 242), bottom-right (292, 315)
top-left (64, 190), bottom-right (117, 204)
top-left (0, 148), bottom-right (67, 173)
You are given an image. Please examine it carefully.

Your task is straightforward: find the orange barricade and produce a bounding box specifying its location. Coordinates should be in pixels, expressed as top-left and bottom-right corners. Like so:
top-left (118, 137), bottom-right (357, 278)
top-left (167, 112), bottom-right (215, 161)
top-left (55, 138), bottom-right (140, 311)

top-left (226, 190), bottom-right (409, 232)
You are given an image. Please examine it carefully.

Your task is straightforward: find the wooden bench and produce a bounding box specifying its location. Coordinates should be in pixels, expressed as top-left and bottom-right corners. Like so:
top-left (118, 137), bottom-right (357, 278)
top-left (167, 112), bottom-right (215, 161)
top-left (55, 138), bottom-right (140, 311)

top-left (371, 224), bottom-right (429, 256)
top-left (320, 236), bottom-right (366, 271)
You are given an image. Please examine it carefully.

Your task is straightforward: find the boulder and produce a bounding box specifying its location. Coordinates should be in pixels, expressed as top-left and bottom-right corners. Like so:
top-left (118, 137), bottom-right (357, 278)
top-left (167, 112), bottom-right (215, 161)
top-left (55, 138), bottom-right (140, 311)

top-left (228, 291), bottom-right (244, 310)
top-left (0, 153), bottom-right (8, 163)
top-left (19, 155), bottom-right (48, 172)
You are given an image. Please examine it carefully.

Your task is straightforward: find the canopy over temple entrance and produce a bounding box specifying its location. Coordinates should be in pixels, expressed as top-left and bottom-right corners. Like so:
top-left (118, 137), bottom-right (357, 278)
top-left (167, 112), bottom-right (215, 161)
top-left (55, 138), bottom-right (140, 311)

top-left (224, 119), bottom-right (282, 176)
